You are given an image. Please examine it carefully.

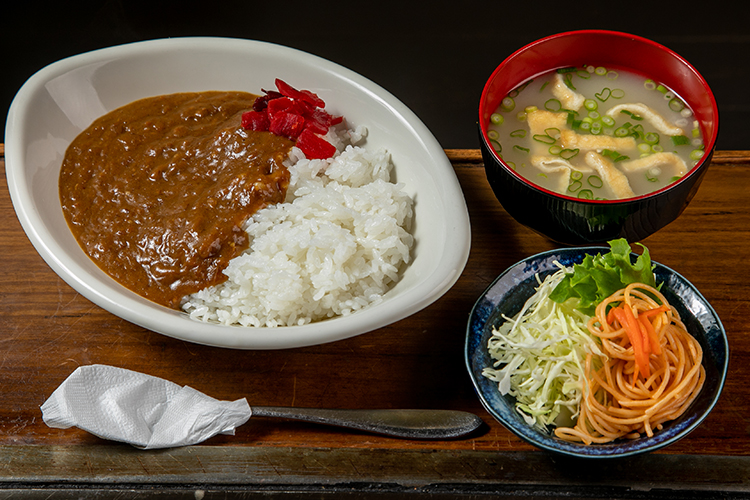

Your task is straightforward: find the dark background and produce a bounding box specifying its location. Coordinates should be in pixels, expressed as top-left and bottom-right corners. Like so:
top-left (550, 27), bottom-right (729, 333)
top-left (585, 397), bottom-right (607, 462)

top-left (3, 1), bottom-right (747, 150)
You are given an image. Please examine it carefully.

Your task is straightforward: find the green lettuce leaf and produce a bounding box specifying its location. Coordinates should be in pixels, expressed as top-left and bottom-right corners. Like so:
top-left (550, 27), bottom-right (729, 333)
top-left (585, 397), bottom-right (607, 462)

top-left (549, 238), bottom-right (656, 314)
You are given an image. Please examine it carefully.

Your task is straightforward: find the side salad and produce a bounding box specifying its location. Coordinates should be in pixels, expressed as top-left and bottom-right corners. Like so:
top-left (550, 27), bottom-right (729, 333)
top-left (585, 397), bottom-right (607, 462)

top-left (482, 238), bottom-right (697, 440)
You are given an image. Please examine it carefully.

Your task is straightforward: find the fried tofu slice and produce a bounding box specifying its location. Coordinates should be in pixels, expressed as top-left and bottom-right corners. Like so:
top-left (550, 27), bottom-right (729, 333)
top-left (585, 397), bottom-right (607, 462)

top-left (584, 151), bottom-right (635, 199)
top-left (619, 152), bottom-right (688, 176)
top-left (530, 155), bottom-right (593, 193)
top-left (551, 73), bottom-right (585, 111)
top-left (560, 129), bottom-right (636, 151)
top-left (606, 103), bottom-right (684, 136)
top-left (527, 110), bottom-right (568, 137)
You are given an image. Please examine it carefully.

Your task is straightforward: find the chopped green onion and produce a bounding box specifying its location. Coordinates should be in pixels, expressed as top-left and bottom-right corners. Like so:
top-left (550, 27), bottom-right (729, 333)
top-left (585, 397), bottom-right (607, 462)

top-left (614, 126), bottom-right (631, 137)
top-left (557, 67), bottom-right (578, 73)
top-left (501, 97), bottom-right (515, 111)
top-left (549, 145), bottom-right (563, 155)
top-left (538, 172), bottom-right (548, 179)
top-left (595, 66), bottom-right (607, 76)
top-left (490, 113), bottom-right (504, 125)
top-left (506, 161), bottom-right (516, 170)
top-left (566, 112), bottom-right (579, 127)
top-left (669, 98), bottom-right (685, 113)
top-left (545, 98), bottom-right (562, 111)
top-left (545, 128), bottom-right (561, 140)
top-left (577, 70), bottom-right (591, 79)
top-left (590, 122), bottom-right (602, 135)
top-left (507, 80), bottom-right (531, 98)
top-left (611, 89), bottom-right (625, 99)
top-left (601, 116), bottom-right (616, 127)
top-left (588, 111), bottom-right (600, 120)
top-left (644, 132), bottom-right (660, 145)
top-left (606, 71), bottom-right (619, 80)
top-left (595, 88), bottom-right (611, 102)
top-left (488, 130), bottom-right (499, 140)
top-left (563, 73), bottom-right (576, 91)
top-left (578, 189), bottom-right (594, 199)
top-left (490, 139), bottom-right (502, 153)
top-left (638, 143), bottom-right (651, 154)
top-left (644, 79), bottom-right (656, 90)
top-left (560, 148), bottom-right (579, 160)
top-left (671, 135), bottom-right (690, 146)
top-left (601, 149), bottom-right (629, 162)
top-left (630, 124), bottom-right (645, 140)
top-left (540, 81), bottom-right (549, 92)
top-left (670, 175), bottom-right (682, 182)
top-left (692, 127), bottom-right (701, 138)
top-left (533, 134), bottom-right (556, 144)
top-left (568, 180), bottom-right (582, 192)
top-left (516, 111), bottom-right (527, 121)
top-left (510, 129), bottom-right (527, 138)
top-left (525, 105), bottom-right (538, 114)
top-left (651, 144), bottom-right (663, 153)
top-left (656, 84), bottom-right (669, 94)
top-left (690, 149), bottom-right (704, 161)
top-left (584, 99), bottom-right (598, 111)
top-left (587, 175), bottom-right (603, 188)
top-left (514, 145), bottom-right (530, 154)
top-left (570, 170), bottom-right (583, 181)
top-left (579, 121), bottom-right (591, 131)
top-left (646, 167), bottom-right (661, 182)
top-left (620, 110), bottom-right (643, 121)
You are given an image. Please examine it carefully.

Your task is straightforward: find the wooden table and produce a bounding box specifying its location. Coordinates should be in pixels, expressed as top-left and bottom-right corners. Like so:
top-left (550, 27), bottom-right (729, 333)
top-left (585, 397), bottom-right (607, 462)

top-left (1, 145), bottom-right (749, 498)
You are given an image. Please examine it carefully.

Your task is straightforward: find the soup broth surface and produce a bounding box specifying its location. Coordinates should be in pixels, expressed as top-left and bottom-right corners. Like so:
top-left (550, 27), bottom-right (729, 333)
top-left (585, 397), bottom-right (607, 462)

top-left (486, 65), bottom-right (704, 200)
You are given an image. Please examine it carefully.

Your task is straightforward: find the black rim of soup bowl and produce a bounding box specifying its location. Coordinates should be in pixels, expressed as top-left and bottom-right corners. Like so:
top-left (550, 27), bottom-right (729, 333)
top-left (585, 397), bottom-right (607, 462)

top-left (465, 247), bottom-right (729, 458)
top-left (478, 130), bottom-right (716, 246)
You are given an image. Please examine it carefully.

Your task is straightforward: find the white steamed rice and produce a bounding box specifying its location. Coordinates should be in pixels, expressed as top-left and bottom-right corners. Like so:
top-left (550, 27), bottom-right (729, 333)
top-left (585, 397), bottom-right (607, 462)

top-left (181, 125), bottom-right (415, 327)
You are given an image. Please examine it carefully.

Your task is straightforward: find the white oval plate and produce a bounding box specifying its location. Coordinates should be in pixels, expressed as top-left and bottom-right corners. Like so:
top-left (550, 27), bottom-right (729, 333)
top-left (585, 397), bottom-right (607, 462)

top-left (5, 37), bottom-right (471, 349)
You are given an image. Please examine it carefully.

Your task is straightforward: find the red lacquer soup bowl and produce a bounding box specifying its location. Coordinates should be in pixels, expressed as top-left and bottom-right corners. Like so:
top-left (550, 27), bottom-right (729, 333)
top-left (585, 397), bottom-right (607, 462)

top-left (478, 30), bottom-right (719, 245)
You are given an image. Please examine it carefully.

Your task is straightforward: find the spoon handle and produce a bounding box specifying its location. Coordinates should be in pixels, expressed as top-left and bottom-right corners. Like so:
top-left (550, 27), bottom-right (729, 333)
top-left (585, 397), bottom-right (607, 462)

top-left (250, 406), bottom-right (483, 439)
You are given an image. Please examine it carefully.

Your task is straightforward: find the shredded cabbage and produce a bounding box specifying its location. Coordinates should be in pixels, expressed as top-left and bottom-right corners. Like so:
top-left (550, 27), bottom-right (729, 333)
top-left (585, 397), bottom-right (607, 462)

top-left (482, 264), bottom-right (605, 430)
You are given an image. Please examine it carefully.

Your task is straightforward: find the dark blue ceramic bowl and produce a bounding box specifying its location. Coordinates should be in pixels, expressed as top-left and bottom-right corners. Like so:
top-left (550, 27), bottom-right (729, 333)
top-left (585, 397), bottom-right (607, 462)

top-left (478, 31), bottom-right (719, 245)
top-left (465, 247), bottom-right (728, 458)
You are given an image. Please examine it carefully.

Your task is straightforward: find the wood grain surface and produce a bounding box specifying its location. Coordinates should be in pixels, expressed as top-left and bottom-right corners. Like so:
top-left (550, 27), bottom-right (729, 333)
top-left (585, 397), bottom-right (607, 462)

top-left (1, 148), bottom-right (749, 493)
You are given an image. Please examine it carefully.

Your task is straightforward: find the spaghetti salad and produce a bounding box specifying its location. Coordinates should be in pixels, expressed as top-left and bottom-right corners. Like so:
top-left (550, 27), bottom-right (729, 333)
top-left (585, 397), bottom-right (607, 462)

top-left (482, 240), bottom-right (706, 445)
top-left (482, 265), bottom-right (604, 429)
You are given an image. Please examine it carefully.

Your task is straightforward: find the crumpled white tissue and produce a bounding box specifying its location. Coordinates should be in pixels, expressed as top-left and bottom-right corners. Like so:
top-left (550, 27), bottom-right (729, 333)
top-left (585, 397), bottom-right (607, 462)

top-left (41, 364), bottom-right (252, 449)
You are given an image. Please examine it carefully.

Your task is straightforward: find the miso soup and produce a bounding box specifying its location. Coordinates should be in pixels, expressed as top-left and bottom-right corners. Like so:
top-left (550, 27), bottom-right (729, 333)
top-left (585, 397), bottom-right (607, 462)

top-left (486, 65), bottom-right (705, 200)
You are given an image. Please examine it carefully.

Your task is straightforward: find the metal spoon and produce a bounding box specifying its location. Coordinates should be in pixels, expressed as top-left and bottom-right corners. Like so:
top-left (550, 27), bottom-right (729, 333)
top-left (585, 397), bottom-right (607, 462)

top-left (251, 406), bottom-right (484, 439)
top-left (41, 365), bottom-right (484, 447)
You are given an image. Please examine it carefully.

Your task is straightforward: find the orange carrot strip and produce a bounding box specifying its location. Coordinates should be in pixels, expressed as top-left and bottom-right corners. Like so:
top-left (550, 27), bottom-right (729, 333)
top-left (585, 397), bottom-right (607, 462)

top-left (639, 314), bottom-right (662, 355)
top-left (626, 304), bottom-right (651, 357)
top-left (613, 305), bottom-right (650, 379)
top-left (606, 305), bottom-right (618, 326)
top-left (640, 305), bottom-right (669, 318)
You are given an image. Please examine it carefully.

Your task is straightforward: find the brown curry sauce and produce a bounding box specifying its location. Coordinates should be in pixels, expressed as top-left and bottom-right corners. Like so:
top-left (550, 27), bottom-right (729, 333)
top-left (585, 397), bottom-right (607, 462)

top-left (59, 91), bottom-right (293, 308)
